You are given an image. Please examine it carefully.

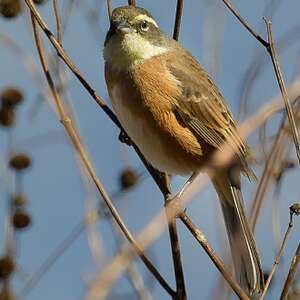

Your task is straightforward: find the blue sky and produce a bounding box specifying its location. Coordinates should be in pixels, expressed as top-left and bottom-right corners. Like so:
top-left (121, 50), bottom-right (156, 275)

top-left (1, 1), bottom-right (300, 299)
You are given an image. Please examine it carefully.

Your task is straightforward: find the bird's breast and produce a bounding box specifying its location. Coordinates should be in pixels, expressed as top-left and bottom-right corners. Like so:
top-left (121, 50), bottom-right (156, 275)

top-left (105, 59), bottom-right (204, 175)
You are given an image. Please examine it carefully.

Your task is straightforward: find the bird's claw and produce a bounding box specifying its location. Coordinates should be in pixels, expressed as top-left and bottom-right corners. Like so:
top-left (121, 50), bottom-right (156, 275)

top-left (118, 131), bottom-right (132, 146)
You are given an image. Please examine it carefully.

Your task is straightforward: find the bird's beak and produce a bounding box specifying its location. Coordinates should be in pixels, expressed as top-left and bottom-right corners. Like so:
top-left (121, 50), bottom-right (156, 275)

top-left (112, 20), bottom-right (132, 34)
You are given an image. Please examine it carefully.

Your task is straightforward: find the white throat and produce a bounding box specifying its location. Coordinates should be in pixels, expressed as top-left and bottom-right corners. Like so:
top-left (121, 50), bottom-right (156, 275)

top-left (103, 32), bottom-right (168, 71)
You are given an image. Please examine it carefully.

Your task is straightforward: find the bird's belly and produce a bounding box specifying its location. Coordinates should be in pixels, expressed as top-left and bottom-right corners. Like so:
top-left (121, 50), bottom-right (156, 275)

top-left (110, 86), bottom-right (195, 175)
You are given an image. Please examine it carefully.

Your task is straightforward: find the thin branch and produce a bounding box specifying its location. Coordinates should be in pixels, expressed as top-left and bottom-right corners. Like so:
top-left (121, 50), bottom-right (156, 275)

top-left (173, 0), bottom-right (184, 41)
top-left (258, 206), bottom-right (298, 300)
top-left (165, 193), bottom-right (187, 300)
top-left (128, 0), bottom-right (136, 6)
top-left (107, 0), bottom-right (112, 20)
top-left (29, 13), bottom-right (175, 298)
top-left (52, 0), bottom-right (63, 45)
top-left (134, 157), bottom-right (187, 299)
top-left (238, 25), bottom-right (300, 118)
top-left (222, 0), bottom-right (268, 46)
top-left (179, 213), bottom-right (250, 300)
top-left (264, 18), bottom-right (300, 163)
top-left (280, 242), bottom-right (300, 300)
top-left (164, 2), bottom-right (187, 292)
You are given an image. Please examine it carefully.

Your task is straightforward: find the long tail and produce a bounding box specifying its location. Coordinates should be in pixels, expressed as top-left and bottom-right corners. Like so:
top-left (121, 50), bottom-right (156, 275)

top-left (212, 170), bottom-right (264, 298)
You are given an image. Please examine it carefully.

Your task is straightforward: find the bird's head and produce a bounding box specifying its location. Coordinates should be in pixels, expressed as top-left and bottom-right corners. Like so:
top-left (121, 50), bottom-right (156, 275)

top-left (103, 6), bottom-right (170, 71)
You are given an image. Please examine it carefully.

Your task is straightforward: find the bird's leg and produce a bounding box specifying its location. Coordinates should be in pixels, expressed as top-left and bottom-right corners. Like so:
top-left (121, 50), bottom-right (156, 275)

top-left (166, 171), bottom-right (200, 218)
top-left (174, 171), bottom-right (200, 200)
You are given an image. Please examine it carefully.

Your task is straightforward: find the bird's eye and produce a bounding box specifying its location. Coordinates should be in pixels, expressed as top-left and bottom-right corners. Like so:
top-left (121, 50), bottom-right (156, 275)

top-left (140, 20), bottom-right (149, 32)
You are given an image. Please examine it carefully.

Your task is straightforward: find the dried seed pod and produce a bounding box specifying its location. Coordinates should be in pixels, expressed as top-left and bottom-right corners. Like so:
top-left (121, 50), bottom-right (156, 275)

top-left (0, 0), bottom-right (21, 19)
top-left (1, 87), bottom-right (23, 108)
top-left (119, 168), bottom-right (138, 189)
top-left (9, 153), bottom-right (31, 171)
top-left (12, 193), bottom-right (27, 207)
top-left (12, 209), bottom-right (31, 230)
top-left (0, 108), bottom-right (15, 127)
top-left (290, 203), bottom-right (300, 216)
top-left (0, 256), bottom-right (14, 280)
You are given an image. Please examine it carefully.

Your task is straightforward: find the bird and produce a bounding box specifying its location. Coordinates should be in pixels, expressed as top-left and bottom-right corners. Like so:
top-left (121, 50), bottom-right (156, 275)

top-left (103, 5), bottom-right (264, 297)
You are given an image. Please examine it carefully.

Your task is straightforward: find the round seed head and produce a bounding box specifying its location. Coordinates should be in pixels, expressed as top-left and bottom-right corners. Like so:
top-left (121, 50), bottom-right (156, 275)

top-left (1, 87), bottom-right (23, 109)
top-left (9, 153), bottom-right (31, 171)
top-left (12, 209), bottom-right (32, 230)
top-left (0, 0), bottom-right (21, 19)
top-left (119, 168), bottom-right (138, 189)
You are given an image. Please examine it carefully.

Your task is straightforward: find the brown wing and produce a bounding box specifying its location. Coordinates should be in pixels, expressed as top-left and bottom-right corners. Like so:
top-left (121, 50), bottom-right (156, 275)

top-left (166, 45), bottom-right (253, 176)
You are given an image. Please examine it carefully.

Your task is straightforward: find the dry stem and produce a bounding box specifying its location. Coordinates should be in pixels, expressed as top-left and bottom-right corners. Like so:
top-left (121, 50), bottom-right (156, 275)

top-left (264, 18), bottom-right (300, 163)
top-left (173, 0), bottom-right (184, 40)
top-left (259, 207), bottom-right (298, 300)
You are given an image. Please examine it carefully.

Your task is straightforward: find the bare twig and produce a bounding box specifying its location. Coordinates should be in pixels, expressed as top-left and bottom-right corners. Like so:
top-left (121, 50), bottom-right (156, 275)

top-left (164, 6), bottom-right (188, 297)
top-left (264, 18), bottom-right (300, 162)
top-left (259, 206), bottom-right (299, 300)
top-left (165, 194), bottom-right (187, 300)
top-left (128, 0), bottom-right (136, 6)
top-left (179, 213), bottom-right (250, 300)
top-left (132, 158), bottom-right (187, 299)
top-left (173, 0), bottom-right (184, 41)
top-left (29, 13), bottom-right (175, 298)
top-left (238, 25), bottom-right (300, 118)
top-left (222, 0), bottom-right (268, 46)
top-left (280, 242), bottom-right (300, 300)
top-left (52, 0), bottom-right (62, 45)
top-left (107, 0), bottom-right (112, 20)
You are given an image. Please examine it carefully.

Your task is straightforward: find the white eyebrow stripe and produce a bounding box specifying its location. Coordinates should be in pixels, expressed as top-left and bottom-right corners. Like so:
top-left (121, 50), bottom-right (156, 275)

top-left (134, 14), bottom-right (158, 27)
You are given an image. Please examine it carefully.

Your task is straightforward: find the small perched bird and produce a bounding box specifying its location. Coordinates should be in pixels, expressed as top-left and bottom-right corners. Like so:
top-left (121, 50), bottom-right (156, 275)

top-left (103, 5), bottom-right (264, 297)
